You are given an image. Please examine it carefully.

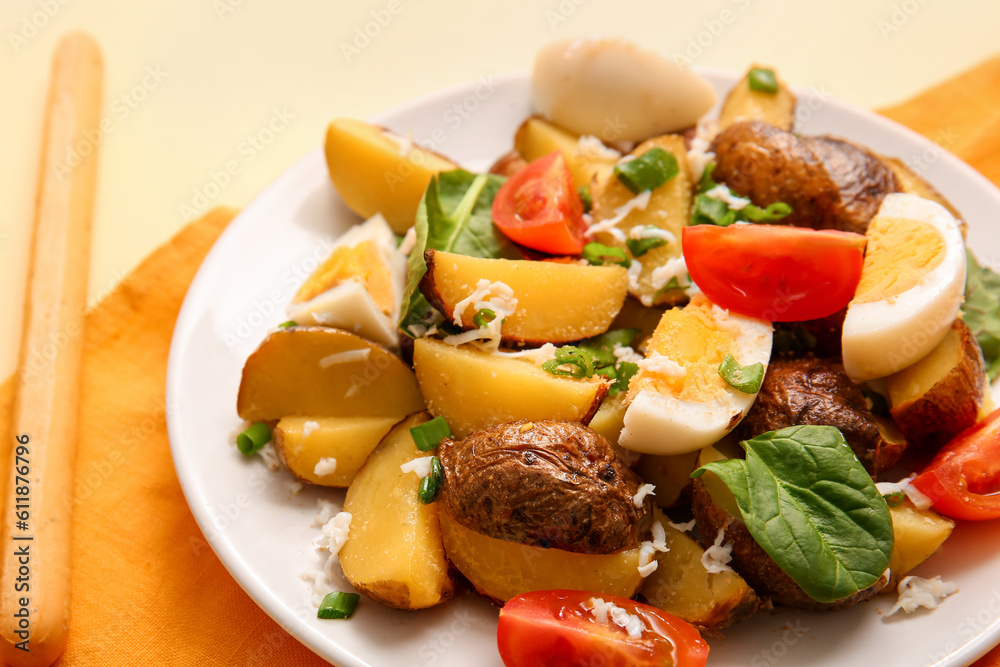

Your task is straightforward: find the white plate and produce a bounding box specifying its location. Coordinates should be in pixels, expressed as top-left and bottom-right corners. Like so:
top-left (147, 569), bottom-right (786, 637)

top-left (167, 70), bottom-right (1000, 667)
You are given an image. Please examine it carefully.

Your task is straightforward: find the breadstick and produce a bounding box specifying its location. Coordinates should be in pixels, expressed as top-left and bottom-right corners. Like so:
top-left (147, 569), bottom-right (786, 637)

top-left (0, 33), bottom-right (103, 666)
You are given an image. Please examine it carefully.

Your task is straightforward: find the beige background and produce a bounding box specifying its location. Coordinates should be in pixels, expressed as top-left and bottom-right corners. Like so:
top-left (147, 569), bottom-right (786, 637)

top-left (1, 0), bottom-right (998, 379)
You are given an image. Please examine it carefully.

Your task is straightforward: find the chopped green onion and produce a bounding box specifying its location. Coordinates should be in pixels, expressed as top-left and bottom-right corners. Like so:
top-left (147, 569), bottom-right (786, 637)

top-left (654, 276), bottom-right (684, 300)
top-left (411, 416), bottom-right (452, 452)
top-left (882, 491), bottom-right (905, 509)
top-left (748, 67), bottom-right (779, 94)
top-left (691, 162), bottom-right (792, 227)
top-left (278, 320), bottom-right (297, 329)
top-left (611, 361), bottom-right (639, 396)
top-left (614, 147), bottom-right (679, 194)
top-left (473, 308), bottom-right (496, 329)
top-left (542, 346), bottom-right (596, 379)
top-left (626, 236), bottom-right (668, 257)
top-left (583, 242), bottom-right (630, 268)
top-left (742, 201), bottom-right (793, 222)
top-left (418, 456), bottom-right (443, 504)
top-left (718, 354), bottom-right (764, 394)
top-left (578, 329), bottom-right (638, 368)
top-left (237, 422), bottom-right (271, 456)
top-left (317, 591), bottom-right (361, 619)
top-left (578, 185), bottom-right (593, 213)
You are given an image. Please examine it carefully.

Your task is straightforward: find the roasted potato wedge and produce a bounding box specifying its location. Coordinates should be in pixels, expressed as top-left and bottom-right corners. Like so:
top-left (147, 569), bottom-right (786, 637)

top-left (514, 115), bottom-right (617, 188)
top-left (885, 318), bottom-right (986, 447)
top-left (325, 118), bottom-right (458, 233)
top-left (692, 446), bottom-right (888, 610)
top-left (273, 416), bottom-right (399, 487)
top-left (718, 64), bottom-right (796, 132)
top-left (590, 134), bottom-right (693, 307)
top-left (736, 357), bottom-right (904, 475)
top-left (412, 337), bottom-right (608, 439)
top-left (888, 498), bottom-right (954, 588)
top-left (339, 412), bottom-right (454, 609)
top-left (641, 509), bottom-right (762, 629)
top-left (420, 250), bottom-right (629, 345)
top-left (236, 327), bottom-right (425, 422)
top-left (438, 420), bottom-right (649, 554)
top-left (438, 511), bottom-right (643, 605)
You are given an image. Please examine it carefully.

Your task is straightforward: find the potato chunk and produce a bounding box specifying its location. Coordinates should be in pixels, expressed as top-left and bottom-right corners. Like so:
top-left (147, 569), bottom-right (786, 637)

top-left (641, 510), bottom-right (762, 629)
top-left (885, 319), bottom-right (986, 447)
top-left (325, 118), bottom-right (458, 233)
top-left (888, 499), bottom-right (954, 588)
top-left (718, 64), bottom-right (796, 132)
top-left (421, 250), bottom-right (629, 345)
top-left (339, 412), bottom-right (454, 609)
top-left (513, 116), bottom-right (618, 188)
top-left (438, 511), bottom-right (642, 605)
top-left (273, 416), bottom-right (399, 487)
top-left (237, 327), bottom-right (425, 422)
top-left (412, 338), bottom-right (607, 439)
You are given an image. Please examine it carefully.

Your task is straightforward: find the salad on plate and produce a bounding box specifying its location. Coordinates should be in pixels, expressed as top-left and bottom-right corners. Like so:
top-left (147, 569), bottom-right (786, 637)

top-left (228, 36), bottom-right (1000, 666)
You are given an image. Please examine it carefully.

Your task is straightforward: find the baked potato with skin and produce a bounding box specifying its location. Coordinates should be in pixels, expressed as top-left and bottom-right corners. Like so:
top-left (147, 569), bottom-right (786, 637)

top-left (718, 64), bottom-right (797, 132)
top-left (802, 136), bottom-right (901, 234)
top-left (736, 357), bottom-right (905, 475)
top-left (885, 318), bottom-right (986, 448)
top-left (438, 420), bottom-right (650, 554)
top-left (691, 473), bottom-right (889, 610)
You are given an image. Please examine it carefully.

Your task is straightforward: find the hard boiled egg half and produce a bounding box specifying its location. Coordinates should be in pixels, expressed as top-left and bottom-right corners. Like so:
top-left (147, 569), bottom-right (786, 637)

top-left (287, 213), bottom-right (406, 349)
top-left (841, 193), bottom-right (966, 381)
top-left (619, 294), bottom-right (772, 454)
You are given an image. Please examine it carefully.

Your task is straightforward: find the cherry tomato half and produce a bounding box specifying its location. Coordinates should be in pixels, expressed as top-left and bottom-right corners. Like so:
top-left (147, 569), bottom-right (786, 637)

top-left (911, 407), bottom-right (1000, 520)
top-left (682, 224), bottom-right (866, 322)
top-left (492, 151), bottom-right (587, 255)
top-left (497, 590), bottom-right (709, 667)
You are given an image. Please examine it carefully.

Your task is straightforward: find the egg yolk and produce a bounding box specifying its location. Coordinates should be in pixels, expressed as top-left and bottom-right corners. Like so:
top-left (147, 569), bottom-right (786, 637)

top-left (293, 239), bottom-right (395, 315)
top-left (853, 216), bottom-right (944, 304)
top-left (633, 296), bottom-right (735, 403)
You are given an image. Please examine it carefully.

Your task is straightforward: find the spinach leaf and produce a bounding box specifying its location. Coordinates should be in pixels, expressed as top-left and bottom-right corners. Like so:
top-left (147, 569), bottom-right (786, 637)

top-left (691, 163), bottom-right (792, 227)
top-left (692, 425), bottom-right (893, 604)
top-left (399, 170), bottom-right (520, 337)
top-left (962, 249), bottom-right (1000, 379)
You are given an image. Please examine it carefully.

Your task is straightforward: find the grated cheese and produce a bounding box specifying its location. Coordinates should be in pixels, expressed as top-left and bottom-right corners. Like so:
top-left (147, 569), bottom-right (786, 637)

top-left (701, 527), bottom-right (735, 574)
top-left (704, 184), bottom-right (751, 210)
top-left (888, 575), bottom-right (959, 616)
top-left (301, 508), bottom-right (354, 607)
top-left (649, 256), bottom-right (690, 291)
top-left (638, 353), bottom-right (687, 378)
top-left (288, 480), bottom-right (303, 495)
top-left (583, 597), bottom-right (645, 640)
top-left (629, 224), bottom-right (676, 244)
top-left (313, 457), bottom-right (338, 477)
top-left (586, 190), bottom-right (653, 241)
top-left (400, 456), bottom-right (435, 479)
top-left (638, 541), bottom-right (659, 578)
top-left (627, 257), bottom-right (644, 296)
top-left (612, 343), bottom-right (643, 364)
top-left (633, 483), bottom-right (656, 508)
top-left (443, 279), bottom-right (518, 352)
top-left (256, 442), bottom-right (282, 472)
top-left (687, 118), bottom-right (719, 182)
top-left (575, 135), bottom-right (622, 161)
top-left (668, 518), bottom-right (697, 533)
top-left (313, 498), bottom-right (340, 527)
top-left (319, 348), bottom-right (371, 368)
top-left (650, 521), bottom-right (669, 553)
top-left (876, 474), bottom-right (934, 510)
top-left (301, 420), bottom-right (319, 439)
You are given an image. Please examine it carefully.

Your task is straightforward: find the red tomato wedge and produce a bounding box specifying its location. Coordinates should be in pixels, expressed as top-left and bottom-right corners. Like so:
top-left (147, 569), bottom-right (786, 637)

top-left (911, 407), bottom-right (1000, 520)
top-left (492, 151), bottom-right (587, 255)
top-left (682, 224), bottom-right (866, 322)
top-left (497, 590), bottom-right (709, 667)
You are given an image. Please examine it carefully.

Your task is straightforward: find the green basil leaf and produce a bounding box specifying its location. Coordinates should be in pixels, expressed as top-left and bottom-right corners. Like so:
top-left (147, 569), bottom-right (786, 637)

top-left (399, 170), bottom-right (521, 337)
top-left (962, 249), bottom-right (1000, 379)
top-left (692, 425), bottom-right (893, 603)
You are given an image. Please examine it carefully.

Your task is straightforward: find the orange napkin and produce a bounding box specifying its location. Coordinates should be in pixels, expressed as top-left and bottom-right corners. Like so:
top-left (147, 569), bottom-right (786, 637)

top-left (2, 55), bottom-right (1000, 667)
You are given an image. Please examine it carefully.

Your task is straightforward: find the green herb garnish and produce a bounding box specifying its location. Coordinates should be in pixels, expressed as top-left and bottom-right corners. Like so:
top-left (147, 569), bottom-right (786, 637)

top-left (962, 249), bottom-right (1000, 379)
top-left (614, 147), bottom-right (679, 194)
top-left (882, 491), bottom-right (905, 509)
top-left (277, 320), bottom-right (297, 329)
top-left (626, 231), bottom-right (669, 257)
top-left (410, 416), bottom-right (452, 452)
top-left (692, 425), bottom-right (894, 603)
top-left (748, 67), bottom-right (779, 94)
top-left (579, 185), bottom-right (593, 213)
top-left (236, 422), bottom-right (271, 456)
top-left (540, 329), bottom-right (640, 395)
top-left (473, 308), bottom-right (497, 329)
top-left (317, 592), bottom-right (361, 619)
top-left (542, 346), bottom-right (596, 379)
top-left (718, 354), bottom-right (764, 394)
top-left (583, 242), bottom-right (630, 268)
top-left (418, 456), bottom-right (444, 504)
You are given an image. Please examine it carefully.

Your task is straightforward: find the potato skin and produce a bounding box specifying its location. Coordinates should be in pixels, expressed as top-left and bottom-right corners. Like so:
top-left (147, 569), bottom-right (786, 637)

top-left (711, 120), bottom-right (841, 230)
top-left (438, 420), bottom-right (650, 554)
top-left (802, 136), bottom-right (900, 234)
top-left (736, 357), bottom-right (904, 475)
top-left (692, 478), bottom-right (888, 610)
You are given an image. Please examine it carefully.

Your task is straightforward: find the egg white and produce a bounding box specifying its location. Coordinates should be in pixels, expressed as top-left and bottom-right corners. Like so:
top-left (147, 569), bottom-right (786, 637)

top-left (287, 213), bottom-right (406, 349)
top-left (619, 306), bottom-right (773, 455)
top-left (841, 194), bottom-right (966, 381)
